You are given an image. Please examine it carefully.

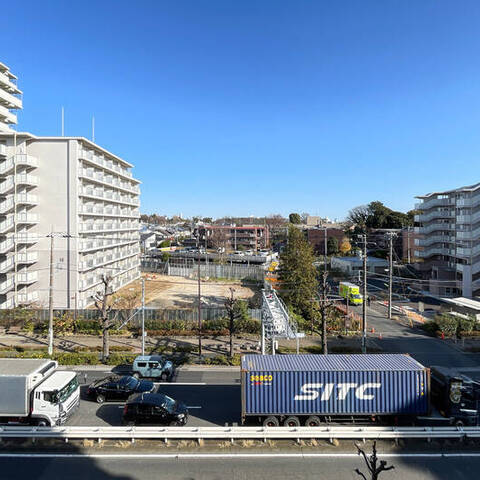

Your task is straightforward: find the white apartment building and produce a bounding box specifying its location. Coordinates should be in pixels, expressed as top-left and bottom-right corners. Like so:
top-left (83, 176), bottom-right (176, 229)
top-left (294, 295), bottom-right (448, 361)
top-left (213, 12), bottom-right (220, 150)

top-left (414, 183), bottom-right (480, 298)
top-left (0, 62), bottom-right (21, 132)
top-left (0, 62), bottom-right (141, 309)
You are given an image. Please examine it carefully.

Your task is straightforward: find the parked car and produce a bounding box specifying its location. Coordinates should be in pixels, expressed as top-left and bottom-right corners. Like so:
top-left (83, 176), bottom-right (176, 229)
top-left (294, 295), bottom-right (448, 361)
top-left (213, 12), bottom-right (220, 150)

top-left (132, 355), bottom-right (173, 380)
top-left (87, 375), bottom-right (154, 403)
top-left (122, 393), bottom-right (188, 426)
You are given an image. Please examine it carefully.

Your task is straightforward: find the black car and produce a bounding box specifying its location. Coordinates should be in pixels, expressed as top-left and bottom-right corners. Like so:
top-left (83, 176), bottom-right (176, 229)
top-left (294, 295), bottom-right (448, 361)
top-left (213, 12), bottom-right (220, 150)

top-left (122, 392), bottom-right (188, 426)
top-left (87, 375), bottom-right (154, 403)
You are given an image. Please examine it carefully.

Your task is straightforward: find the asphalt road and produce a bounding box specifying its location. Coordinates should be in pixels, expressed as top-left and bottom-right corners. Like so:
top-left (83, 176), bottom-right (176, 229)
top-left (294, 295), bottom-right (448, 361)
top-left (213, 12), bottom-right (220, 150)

top-left (0, 454), bottom-right (476, 479)
top-left (70, 368), bottom-right (241, 427)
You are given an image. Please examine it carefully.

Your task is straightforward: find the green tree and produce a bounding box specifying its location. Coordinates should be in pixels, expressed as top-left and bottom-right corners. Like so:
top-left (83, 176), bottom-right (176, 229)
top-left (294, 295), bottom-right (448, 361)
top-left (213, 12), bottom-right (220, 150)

top-left (278, 226), bottom-right (319, 322)
top-left (327, 237), bottom-right (339, 255)
top-left (289, 213), bottom-right (301, 224)
top-left (159, 239), bottom-right (171, 248)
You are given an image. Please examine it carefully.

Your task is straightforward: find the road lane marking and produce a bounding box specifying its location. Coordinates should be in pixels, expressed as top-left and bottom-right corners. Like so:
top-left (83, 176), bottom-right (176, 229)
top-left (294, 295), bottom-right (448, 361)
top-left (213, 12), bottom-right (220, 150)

top-left (186, 406), bottom-right (202, 409)
top-left (0, 453), bottom-right (479, 459)
top-left (154, 382), bottom-right (207, 386)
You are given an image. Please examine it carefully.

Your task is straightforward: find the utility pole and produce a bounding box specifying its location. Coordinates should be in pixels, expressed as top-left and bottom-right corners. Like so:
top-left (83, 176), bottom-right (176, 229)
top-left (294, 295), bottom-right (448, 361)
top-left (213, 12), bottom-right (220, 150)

top-left (141, 277), bottom-right (146, 355)
top-left (387, 232), bottom-right (396, 320)
top-left (47, 231), bottom-right (54, 356)
top-left (225, 287), bottom-right (236, 358)
top-left (319, 271), bottom-right (331, 354)
top-left (407, 228), bottom-right (411, 264)
top-left (324, 226), bottom-right (328, 272)
top-left (361, 234), bottom-right (367, 354)
top-left (197, 258), bottom-right (202, 356)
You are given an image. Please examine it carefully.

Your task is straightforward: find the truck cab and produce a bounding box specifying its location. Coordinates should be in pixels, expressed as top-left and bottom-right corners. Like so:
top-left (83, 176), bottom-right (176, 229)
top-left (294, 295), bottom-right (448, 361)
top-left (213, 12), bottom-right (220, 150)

top-left (430, 366), bottom-right (480, 426)
top-left (32, 371), bottom-right (80, 426)
top-left (339, 282), bottom-right (363, 305)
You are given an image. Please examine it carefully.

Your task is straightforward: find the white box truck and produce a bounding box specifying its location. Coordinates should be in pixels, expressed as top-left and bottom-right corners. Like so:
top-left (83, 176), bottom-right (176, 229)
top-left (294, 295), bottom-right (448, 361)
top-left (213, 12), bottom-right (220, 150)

top-left (0, 358), bottom-right (80, 426)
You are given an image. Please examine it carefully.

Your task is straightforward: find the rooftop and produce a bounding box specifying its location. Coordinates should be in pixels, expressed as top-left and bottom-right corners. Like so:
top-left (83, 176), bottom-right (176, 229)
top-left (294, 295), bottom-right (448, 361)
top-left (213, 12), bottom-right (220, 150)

top-left (0, 359), bottom-right (56, 376)
top-left (416, 182), bottom-right (480, 199)
top-left (241, 354), bottom-right (425, 372)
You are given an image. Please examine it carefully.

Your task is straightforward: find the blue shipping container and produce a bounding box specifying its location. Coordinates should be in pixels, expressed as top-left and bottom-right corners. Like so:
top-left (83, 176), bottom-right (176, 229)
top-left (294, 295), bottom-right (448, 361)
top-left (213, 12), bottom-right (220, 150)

top-left (241, 354), bottom-right (429, 418)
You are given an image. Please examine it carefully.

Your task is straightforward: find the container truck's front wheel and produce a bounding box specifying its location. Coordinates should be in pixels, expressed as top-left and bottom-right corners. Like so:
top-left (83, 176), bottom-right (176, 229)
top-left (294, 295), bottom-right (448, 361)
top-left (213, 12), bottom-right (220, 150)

top-left (263, 416), bottom-right (279, 427)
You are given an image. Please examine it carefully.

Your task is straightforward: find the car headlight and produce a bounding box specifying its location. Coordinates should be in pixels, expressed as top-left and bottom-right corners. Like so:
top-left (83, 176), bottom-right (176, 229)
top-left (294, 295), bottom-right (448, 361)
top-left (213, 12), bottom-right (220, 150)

top-left (177, 414), bottom-right (185, 418)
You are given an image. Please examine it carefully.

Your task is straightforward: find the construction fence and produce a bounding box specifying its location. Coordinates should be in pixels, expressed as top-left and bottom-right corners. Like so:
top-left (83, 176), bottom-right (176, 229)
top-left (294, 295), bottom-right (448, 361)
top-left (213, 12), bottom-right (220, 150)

top-left (141, 258), bottom-right (265, 281)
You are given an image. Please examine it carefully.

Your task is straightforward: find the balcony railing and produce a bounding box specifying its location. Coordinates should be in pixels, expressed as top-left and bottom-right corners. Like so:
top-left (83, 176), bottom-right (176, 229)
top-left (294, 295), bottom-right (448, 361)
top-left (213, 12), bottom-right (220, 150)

top-left (0, 197), bottom-right (14, 214)
top-left (16, 271), bottom-right (38, 284)
top-left (78, 186), bottom-right (140, 206)
top-left (17, 291), bottom-right (39, 303)
top-left (0, 144), bottom-right (7, 157)
top-left (16, 213), bottom-right (39, 224)
top-left (0, 257), bottom-right (14, 274)
top-left (16, 174), bottom-right (38, 186)
top-left (79, 149), bottom-right (134, 179)
top-left (0, 238), bottom-right (14, 254)
top-left (16, 233), bottom-right (38, 244)
top-left (17, 251), bottom-right (38, 264)
top-left (79, 169), bottom-right (139, 194)
top-left (0, 277), bottom-right (14, 294)
top-left (0, 87), bottom-right (22, 109)
top-left (0, 216), bottom-right (14, 234)
top-left (16, 193), bottom-right (38, 205)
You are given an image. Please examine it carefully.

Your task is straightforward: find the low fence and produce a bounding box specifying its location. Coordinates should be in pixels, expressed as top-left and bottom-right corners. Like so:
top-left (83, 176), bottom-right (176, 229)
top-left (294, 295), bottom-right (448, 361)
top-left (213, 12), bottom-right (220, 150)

top-left (0, 425), bottom-right (476, 442)
top-left (142, 259), bottom-right (265, 281)
top-left (0, 308), bottom-right (262, 323)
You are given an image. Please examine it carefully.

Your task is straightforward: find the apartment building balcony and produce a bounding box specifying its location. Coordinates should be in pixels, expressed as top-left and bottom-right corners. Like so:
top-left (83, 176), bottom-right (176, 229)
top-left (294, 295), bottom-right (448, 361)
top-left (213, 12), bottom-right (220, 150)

top-left (457, 195), bottom-right (480, 207)
top-left (0, 87), bottom-right (22, 110)
top-left (0, 257), bottom-right (14, 274)
top-left (0, 71), bottom-right (22, 95)
top-left (78, 249), bottom-right (139, 272)
top-left (0, 104), bottom-right (17, 126)
top-left (415, 223), bottom-right (456, 235)
top-left (17, 291), bottom-right (38, 304)
top-left (416, 197), bottom-right (454, 211)
top-left (0, 144), bottom-right (7, 158)
top-left (0, 238), bottom-right (14, 254)
top-left (79, 237), bottom-right (137, 252)
top-left (457, 227), bottom-right (480, 240)
top-left (79, 169), bottom-right (139, 195)
top-left (456, 211), bottom-right (480, 224)
top-left (79, 206), bottom-right (139, 218)
top-left (78, 185), bottom-right (140, 206)
top-left (0, 197), bottom-right (14, 214)
top-left (16, 271), bottom-right (37, 284)
top-left (417, 235), bottom-right (455, 247)
top-left (79, 150), bottom-right (135, 180)
top-left (0, 178), bottom-right (14, 194)
top-left (0, 277), bottom-right (14, 294)
top-left (78, 222), bottom-right (138, 234)
top-left (457, 244), bottom-right (480, 258)
top-left (15, 173), bottom-right (38, 187)
top-left (417, 247), bottom-right (456, 258)
top-left (16, 213), bottom-right (38, 225)
top-left (416, 210), bottom-right (455, 223)
top-left (17, 251), bottom-right (38, 264)
top-left (0, 216), bottom-right (14, 234)
top-left (14, 154), bottom-right (38, 169)
top-left (16, 193), bottom-right (38, 205)
top-left (0, 297), bottom-right (15, 309)
top-left (16, 233), bottom-right (38, 244)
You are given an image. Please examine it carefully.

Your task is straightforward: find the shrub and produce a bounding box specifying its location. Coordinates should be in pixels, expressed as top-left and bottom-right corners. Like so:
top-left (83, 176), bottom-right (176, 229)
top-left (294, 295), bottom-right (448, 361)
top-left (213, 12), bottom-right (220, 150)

top-left (203, 354), bottom-right (242, 366)
top-left (435, 314), bottom-right (458, 336)
top-left (104, 353), bottom-right (136, 365)
top-left (422, 321), bottom-right (439, 335)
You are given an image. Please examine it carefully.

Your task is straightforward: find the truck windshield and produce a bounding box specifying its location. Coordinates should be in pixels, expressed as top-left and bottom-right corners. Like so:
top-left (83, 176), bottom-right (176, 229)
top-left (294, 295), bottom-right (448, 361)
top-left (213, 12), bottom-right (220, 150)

top-left (352, 294), bottom-right (362, 299)
top-left (54, 377), bottom-right (79, 404)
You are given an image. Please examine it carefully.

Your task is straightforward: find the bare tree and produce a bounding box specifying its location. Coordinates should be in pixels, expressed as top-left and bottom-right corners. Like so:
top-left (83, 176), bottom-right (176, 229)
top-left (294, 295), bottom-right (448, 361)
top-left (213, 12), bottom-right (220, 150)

top-left (92, 275), bottom-right (117, 361)
top-left (210, 228), bottom-right (230, 262)
top-left (224, 288), bottom-right (236, 358)
top-left (355, 442), bottom-right (394, 480)
top-left (347, 205), bottom-right (370, 230)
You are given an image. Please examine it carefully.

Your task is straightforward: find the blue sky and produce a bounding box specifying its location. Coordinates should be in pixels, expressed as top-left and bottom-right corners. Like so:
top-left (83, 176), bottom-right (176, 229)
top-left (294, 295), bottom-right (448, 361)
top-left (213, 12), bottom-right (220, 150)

top-left (3, 1), bottom-right (480, 219)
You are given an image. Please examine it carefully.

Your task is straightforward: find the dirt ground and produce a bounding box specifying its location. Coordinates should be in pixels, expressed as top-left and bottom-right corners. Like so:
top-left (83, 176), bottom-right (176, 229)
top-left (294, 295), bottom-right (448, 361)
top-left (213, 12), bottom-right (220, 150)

top-left (116, 274), bottom-right (258, 309)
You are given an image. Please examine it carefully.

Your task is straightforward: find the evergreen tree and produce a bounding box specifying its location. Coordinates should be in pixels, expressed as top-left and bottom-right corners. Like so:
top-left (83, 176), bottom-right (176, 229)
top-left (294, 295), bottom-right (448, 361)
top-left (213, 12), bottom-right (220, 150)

top-left (279, 226), bottom-right (319, 322)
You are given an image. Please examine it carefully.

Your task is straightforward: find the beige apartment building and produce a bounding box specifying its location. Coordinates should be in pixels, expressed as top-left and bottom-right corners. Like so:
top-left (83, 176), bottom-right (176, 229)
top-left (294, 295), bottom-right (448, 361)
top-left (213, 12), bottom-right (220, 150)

top-left (414, 183), bottom-right (480, 298)
top-left (0, 62), bottom-right (141, 309)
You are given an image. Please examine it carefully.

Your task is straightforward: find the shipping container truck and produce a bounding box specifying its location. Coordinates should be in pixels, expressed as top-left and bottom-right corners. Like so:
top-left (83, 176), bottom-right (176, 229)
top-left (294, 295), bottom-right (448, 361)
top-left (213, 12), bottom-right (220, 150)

top-left (241, 354), bottom-right (430, 426)
top-left (339, 282), bottom-right (363, 305)
top-left (0, 359), bottom-right (80, 426)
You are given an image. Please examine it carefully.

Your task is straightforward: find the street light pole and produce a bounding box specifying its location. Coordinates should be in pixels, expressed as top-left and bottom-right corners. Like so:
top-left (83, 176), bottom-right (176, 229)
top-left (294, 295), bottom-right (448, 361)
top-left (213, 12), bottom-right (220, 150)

top-left (361, 234), bottom-right (367, 354)
top-left (324, 226), bottom-right (328, 272)
top-left (47, 231), bottom-right (54, 356)
top-left (141, 277), bottom-right (145, 355)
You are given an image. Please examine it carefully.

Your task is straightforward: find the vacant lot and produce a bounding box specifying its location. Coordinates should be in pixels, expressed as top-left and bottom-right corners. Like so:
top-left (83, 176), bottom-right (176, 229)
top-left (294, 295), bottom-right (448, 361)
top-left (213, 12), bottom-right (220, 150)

top-left (116, 274), bottom-right (258, 309)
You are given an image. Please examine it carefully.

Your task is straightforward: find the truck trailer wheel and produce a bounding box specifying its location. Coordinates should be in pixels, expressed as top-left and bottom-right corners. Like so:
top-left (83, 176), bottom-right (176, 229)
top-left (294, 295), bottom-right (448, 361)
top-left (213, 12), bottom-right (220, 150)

top-left (263, 416), bottom-right (279, 427)
top-left (96, 394), bottom-right (106, 404)
top-left (284, 416), bottom-right (300, 427)
top-left (305, 416), bottom-right (321, 427)
top-left (36, 419), bottom-right (49, 427)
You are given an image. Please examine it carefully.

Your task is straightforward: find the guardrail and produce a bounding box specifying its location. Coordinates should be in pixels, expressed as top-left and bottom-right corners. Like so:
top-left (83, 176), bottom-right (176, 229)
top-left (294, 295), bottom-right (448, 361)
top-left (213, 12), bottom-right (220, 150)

top-left (0, 426), bottom-right (477, 442)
